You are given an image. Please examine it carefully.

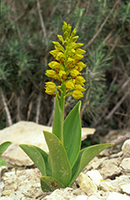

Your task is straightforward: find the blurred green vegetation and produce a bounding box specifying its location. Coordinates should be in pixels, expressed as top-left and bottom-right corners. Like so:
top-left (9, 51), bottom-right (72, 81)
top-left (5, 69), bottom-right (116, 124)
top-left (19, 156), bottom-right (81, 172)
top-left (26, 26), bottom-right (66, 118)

top-left (0, 0), bottom-right (130, 131)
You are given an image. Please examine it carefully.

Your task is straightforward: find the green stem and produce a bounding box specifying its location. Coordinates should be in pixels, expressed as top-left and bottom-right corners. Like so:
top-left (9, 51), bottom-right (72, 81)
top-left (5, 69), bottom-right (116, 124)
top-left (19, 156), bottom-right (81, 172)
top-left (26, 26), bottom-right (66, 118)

top-left (60, 82), bottom-right (66, 114)
top-left (59, 82), bottom-right (66, 143)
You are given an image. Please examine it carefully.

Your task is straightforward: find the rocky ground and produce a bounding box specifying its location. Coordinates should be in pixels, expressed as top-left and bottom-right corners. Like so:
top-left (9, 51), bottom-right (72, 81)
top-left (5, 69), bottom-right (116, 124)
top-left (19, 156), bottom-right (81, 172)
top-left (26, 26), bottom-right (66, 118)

top-left (0, 122), bottom-right (130, 200)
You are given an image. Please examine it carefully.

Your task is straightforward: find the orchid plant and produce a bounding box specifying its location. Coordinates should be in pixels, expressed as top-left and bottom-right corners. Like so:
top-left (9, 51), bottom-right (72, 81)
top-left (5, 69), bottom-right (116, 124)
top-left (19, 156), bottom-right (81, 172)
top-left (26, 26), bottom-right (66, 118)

top-left (19, 22), bottom-right (113, 192)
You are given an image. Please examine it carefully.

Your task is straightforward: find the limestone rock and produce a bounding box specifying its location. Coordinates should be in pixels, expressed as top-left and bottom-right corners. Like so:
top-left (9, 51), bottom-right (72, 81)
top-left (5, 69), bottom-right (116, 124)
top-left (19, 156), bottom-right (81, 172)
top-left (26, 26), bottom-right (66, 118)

top-left (88, 195), bottom-right (101, 200)
top-left (99, 180), bottom-right (114, 192)
top-left (78, 173), bottom-right (97, 195)
top-left (122, 139), bottom-right (130, 158)
top-left (1, 168), bottom-right (43, 200)
top-left (110, 175), bottom-right (130, 193)
top-left (0, 121), bottom-right (95, 166)
top-left (75, 195), bottom-right (88, 200)
top-left (87, 170), bottom-right (114, 192)
top-left (107, 192), bottom-right (130, 200)
top-left (97, 157), bottom-right (122, 179)
top-left (120, 158), bottom-right (130, 170)
top-left (84, 152), bottom-right (123, 180)
top-left (44, 188), bottom-right (76, 200)
top-left (120, 184), bottom-right (130, 195)
top-left (87, 170), bottom-right (103, 187)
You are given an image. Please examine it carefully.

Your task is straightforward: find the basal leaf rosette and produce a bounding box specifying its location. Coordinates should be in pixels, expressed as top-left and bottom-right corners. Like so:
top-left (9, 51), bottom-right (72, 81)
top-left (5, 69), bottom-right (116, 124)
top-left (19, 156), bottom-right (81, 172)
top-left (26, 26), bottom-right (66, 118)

top-left (45, 22), bottom-right (86, 100)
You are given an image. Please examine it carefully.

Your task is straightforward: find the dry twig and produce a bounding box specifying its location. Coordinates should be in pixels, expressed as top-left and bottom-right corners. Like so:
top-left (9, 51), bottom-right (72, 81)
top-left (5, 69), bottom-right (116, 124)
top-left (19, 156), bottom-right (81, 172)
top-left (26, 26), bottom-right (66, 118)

top-left (0, 87), bottom-right (13, 126)
top-left (106, 91), bottom-right (129, 120)
top-left (36, 0), bottom-right (47, 40)
top-left (84, 0), bottom-right (120, 49)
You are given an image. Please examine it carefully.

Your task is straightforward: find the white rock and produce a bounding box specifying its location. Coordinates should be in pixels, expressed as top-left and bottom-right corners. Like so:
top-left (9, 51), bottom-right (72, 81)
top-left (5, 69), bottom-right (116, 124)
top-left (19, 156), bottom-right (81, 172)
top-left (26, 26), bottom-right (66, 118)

top-left (87, 170), bottom-right (103, 187)
top-left (99, 180), bottom-right (114, 192)
top-left (86, 170), bottom-right (114, 192)
top-left (88, 195), bottom-right (100, 200)
top-left (120, 184), bottom-right (130, 195)
top-left (78, 173), bottom-right (97, 195)
top-left (75, 195), bottom-right (88, 200)
top-left (122, 139), bottom-right (130, 158)
top-left (115, 175), bottom-right (130, 184)
top-left (107, 192), bottom-right (130, 200)
top-left (0, 197), bottom-right (14, 200)
top-left (110, 175), bottom-right (130, 192)
top-left (44, 188), bottom-right (75, 200)
top-left (120, 158), bottom-right (130, 170)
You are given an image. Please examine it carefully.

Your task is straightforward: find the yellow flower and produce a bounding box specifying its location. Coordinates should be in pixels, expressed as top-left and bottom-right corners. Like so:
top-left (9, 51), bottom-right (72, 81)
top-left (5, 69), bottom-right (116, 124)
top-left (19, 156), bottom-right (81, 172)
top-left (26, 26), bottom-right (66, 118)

top-left (67, 58), bottom-right (75, 69)
top-left (73, 43), bottom-right (84, 49)
top-left (75, 85), bottom-right (86, 91)
top-left (70, 69), bottom-right (81, 77)
top-left (74, 54), bottom-right (84, 60)
top-left (71, 36), bottom-right (79, 42)
top-left (57, 52), bottom-right (65, 63)
top-left (75, 49), bottom-right (86, 55)
top-left (49, 50), bottom-right (59, 58)
top-left (65, 80), bottom-right (74, 90)
top-left (59, 70), bottom-right (66, 79)
top-left (75, 76), bottom-right (86, 86)
top-left (45, 70), bottom-right (57, 79)
top-left (57, 35), bottom-right (64, 43)
top-left (45, 82), bottom-right (56, 95)
top-left (75, 62), bottom-right (86, 71)
top-left (52, 41), bottom-right (65, 52)
top-left (72, 90), bottom-right (83, 99)
top-left (48, 61), bottom-right (63, 70)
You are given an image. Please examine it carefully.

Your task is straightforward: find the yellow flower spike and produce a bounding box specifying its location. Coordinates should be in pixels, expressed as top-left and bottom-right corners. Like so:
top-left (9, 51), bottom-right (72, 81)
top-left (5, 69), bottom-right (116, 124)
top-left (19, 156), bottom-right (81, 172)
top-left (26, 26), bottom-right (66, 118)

top-left (75, 76), bottom-right (86, 85)
top-left (75, 85), bottom-right (86, 91)
top-left (45, 82), bottom-right (56, 95)
top-left (70, 69), bottom-right (81, 77)
top-left (45, 22), bottom-right (87, 99)
top-left (72, 90), bottom-right (83, 99)
top-left (65, 80), bottom-right (74, 90)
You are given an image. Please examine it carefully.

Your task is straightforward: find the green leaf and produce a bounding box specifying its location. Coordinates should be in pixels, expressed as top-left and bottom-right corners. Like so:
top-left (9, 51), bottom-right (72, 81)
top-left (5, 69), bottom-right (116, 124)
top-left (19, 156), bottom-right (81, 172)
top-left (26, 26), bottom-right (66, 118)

top-left (0, 158), bottom-right (7, 166)
top-left (52, 96), bottom-right (64, 141)
top-left (19, 144), bottom-right (48, 176)
top-left (70, 143), bottom-right (114, 185)
top-left (63, 101), bottom-right (81, 167)
top-left (43, 131), bottom-right (72, 187)
top-left (40, 176), bottom-right (65, 192)
top-left (0, 141), bottom-right (12, 156)
top-left (32, 145), bottom-right (51, 176)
